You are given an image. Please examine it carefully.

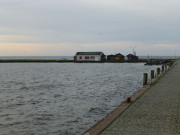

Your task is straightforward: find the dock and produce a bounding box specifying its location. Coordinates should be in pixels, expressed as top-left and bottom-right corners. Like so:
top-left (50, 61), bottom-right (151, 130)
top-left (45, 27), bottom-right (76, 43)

top-left (83, 60), bottom-right (180, 135)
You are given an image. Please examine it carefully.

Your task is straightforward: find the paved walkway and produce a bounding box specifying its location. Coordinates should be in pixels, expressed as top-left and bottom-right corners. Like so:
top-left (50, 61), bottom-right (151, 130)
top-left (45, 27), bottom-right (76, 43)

top-left (100, 61), bottom-right (180, 135)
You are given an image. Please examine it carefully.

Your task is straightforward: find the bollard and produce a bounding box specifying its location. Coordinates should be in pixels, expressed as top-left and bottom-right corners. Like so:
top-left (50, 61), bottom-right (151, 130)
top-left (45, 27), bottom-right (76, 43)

top-left (165, 65), bottom-right (167, 71)
top-left (127, 97), bottom-right (131, 103)
top-left (169, 61), bottom-right (173, 68)
top-left (157, 68), bottom-right (160, 75)
top-left (143, 73), bottom-right (148, 86)
top-left (162, 65), bottom-right (164, 73)
top-left (151, 70), bottom-right (154, 79)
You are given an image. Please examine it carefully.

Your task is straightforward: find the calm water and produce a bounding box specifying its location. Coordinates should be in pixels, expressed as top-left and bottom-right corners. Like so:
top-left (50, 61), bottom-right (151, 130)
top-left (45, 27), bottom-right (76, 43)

top-left (0, 56), bottom-right (74, 60)
top-left (0, 55), bottom-right (178, 60)
top-left (0, 63), bottom-right (159, 135)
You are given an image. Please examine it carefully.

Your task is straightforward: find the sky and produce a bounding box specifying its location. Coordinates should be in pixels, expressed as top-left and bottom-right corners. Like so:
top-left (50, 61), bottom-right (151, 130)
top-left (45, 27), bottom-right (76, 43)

top-left (0, 0), bottom-right (180, 56)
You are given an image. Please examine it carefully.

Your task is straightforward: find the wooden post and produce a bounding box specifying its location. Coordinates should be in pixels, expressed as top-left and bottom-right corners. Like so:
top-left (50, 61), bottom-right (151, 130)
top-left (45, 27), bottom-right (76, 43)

top-left (151, 70), bottom-right (154, 79)
top-left (162, 65), bottom-right (164, 73)
top-left (169, 62), bottom-right (172, 68)
top-left (143, 73), bottom-right (148, 86)
top-left (165, 65), bottom-right (167, 71)
top-left (157, 68), bottom-right (160, 75)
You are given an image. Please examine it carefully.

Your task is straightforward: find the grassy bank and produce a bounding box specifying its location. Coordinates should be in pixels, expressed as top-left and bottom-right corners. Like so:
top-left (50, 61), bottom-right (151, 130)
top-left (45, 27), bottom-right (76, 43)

top-left (0, 59), bottom-right (74, 63)
top-left (0, 59), bottom-right (148, 63)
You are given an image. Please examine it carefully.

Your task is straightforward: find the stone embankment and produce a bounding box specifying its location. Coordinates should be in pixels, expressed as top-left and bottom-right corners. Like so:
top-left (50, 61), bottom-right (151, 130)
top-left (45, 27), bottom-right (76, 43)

top-left (83, 61), bottom-right (179, 135)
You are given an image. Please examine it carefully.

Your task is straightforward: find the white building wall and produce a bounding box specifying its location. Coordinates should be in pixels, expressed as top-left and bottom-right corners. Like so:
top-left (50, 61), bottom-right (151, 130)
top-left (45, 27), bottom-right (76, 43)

top-left (76, 55), bottom-right (101, 61)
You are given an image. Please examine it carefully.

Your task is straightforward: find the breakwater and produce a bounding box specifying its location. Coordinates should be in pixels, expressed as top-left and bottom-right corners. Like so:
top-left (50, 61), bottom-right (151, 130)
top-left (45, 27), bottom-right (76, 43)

top-left (82, 61), bottom-right (176, 135)
top-left (99, 61), bottom-right (179, 135)
top-left (0, 59), bottom-right (174, 63)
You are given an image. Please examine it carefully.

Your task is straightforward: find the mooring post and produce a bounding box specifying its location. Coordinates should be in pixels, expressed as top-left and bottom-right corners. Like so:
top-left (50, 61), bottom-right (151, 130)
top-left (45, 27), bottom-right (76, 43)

top-left (162, 65), bottom-right (164, 73)
top-left (169, 62), bottom-right (172, 68)
top-left (143, 73), bottom-right (148, 86)
top-left (151, 70), bottom-right (154, 80)
top-left (165, 65), bottom-right (167, 71)
top-left (157, 68), bottom-right (160, 75)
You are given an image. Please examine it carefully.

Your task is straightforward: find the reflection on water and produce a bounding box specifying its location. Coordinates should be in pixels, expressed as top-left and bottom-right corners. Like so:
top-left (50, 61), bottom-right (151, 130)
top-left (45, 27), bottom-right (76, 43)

top-left (0, 63), bottom-right (159, 135)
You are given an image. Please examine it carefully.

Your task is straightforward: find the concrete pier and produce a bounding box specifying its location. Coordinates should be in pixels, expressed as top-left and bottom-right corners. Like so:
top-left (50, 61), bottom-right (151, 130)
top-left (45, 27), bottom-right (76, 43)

top-left (99, 60), bottom-right (180, 135)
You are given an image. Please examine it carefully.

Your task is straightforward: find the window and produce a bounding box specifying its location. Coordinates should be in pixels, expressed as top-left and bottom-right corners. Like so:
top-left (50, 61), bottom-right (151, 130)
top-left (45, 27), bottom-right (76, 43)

top-left (91, 56), bottom-right (95, 59)
top-left (85, 56), bottom-right (89, 59)
top-left (79, 56), bottom-right (82, 59)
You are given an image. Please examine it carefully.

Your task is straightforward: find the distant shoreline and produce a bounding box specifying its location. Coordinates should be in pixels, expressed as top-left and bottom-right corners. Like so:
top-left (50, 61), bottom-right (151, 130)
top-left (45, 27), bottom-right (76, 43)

top-left (0, 59), bottom-right (74, 63)
top-left (0, 59), bottom-right (175, 63)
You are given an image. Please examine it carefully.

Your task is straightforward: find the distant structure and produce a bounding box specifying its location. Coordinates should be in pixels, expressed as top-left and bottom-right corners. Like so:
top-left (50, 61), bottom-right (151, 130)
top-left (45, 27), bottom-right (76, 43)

top-left (74, 52), bottom-right (105, 62)
top-left (114, 53), bottom-right (125, 61)
top-left (107, 55), bottom-right (115, 61)
top-left (126, 45), bottom-right (138, 61)
top-left (74, 51), bottom-right (139, 62)
top-left (130, 46), bottom-right (137, 56)
top-left (107, 53), bottom-right (125, 61)
top-left (127, 54), bottom-right (138, 61)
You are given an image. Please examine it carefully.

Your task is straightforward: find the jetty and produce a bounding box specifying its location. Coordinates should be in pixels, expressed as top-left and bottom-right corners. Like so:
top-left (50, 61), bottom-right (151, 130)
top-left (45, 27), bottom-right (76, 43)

top-left (83, 60), bottom-right (180, 135)
top-left (0, 59), bottom-right (174, 64)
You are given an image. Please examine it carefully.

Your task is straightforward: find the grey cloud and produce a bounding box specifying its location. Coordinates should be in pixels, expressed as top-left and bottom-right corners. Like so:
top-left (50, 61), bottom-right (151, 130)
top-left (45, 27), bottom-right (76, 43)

top-left (1, 0), bottom-right (180, 44)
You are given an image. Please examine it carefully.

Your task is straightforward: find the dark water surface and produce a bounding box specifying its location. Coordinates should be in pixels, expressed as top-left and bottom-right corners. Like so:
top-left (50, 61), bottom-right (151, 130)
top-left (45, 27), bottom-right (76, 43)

top-left (0, 63), bottom-right (159, 135)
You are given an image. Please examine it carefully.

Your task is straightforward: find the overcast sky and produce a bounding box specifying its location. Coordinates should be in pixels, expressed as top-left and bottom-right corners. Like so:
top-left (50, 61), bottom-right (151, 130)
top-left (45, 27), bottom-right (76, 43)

top-left (0, 0), bottom-right (180, 56)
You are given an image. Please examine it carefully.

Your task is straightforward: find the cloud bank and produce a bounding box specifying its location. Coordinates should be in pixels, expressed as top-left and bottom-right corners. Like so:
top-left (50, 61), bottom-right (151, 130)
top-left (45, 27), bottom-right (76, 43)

top-left (0, 0), bottom-right (180, 56)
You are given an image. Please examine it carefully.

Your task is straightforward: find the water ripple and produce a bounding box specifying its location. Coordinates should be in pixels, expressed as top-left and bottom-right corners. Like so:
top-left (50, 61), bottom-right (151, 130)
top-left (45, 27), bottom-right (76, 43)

top-left (0, 63), bottom-right (160, 135)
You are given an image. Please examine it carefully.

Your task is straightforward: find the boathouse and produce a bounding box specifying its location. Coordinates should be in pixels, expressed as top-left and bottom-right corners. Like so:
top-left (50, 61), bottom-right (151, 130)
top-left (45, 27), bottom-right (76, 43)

top-left (74, 52), bottom-right (105, 61)
top-left (107, 55), bottom-right (115, 61)
top-left (107, 53), bottom-right (124, 61)
top-left (115, 53), bottom-right (125, 61)
top-left (127, 54), bottom-right (138, 61)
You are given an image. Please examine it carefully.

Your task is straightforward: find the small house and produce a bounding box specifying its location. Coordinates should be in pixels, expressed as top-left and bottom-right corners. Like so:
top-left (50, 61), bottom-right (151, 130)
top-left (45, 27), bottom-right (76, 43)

top-left (107, 53), bottom-right (125, 61)
top-left (127, 54), bottom-right (138, 61)
top-left (107, 55), bottom-right (115, 61)
top-left (114, 53), bottom-right (125, 61)
top-left (74, 52), bottom-right (105, 61)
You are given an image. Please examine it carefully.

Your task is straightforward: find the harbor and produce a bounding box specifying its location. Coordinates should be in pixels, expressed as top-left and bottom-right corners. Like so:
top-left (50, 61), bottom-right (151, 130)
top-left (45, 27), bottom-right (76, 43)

top-left (0, 53), bottom-right (177, 64)
top-left (83, 60), bottom-right (180, 135)
top-left (0, 58), bottom-right (175, 64)
top-left (0, 62), bottom-right (161, 135)
top-left (1, 0), bottom-right (180, 135)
